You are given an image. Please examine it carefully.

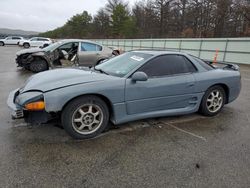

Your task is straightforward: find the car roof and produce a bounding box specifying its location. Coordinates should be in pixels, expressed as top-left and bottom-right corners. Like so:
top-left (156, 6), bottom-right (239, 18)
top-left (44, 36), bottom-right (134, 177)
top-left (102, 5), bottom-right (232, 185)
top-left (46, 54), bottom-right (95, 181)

top-left (58, 39), bottom-right (102, 46)
top-left (59, 39), bottom-right (97, 43)
top-left (7, 36), bottom-right (23, 38)
top-left (131, 49), bottom-right (187, 56)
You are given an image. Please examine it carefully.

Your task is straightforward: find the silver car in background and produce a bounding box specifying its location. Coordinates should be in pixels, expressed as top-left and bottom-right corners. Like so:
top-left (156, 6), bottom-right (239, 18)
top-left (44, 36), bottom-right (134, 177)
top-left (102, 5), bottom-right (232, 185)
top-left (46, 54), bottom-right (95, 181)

top-left (15, 39), bottom-right (119, 72)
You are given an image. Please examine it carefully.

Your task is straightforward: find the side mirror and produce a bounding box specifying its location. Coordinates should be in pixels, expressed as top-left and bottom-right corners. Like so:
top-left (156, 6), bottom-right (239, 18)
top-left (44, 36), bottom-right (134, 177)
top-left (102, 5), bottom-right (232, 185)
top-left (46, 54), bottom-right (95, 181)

top-left (131, 72), bottom-right (148, 82)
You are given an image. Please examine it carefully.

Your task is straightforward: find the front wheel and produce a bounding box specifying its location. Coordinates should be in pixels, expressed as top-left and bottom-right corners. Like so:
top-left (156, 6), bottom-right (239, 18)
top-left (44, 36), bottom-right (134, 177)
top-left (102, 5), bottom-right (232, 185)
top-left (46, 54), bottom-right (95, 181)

top-left (29, 58), bottom-right (48, 73)
top-left (61, 96), bottom-right (110, 139)
top-left (200, 85), bottom-right (226, 116)
top-left (23, 43), bottom-right (30, 48)
top-left (0, 41), bottom-right (4, 46)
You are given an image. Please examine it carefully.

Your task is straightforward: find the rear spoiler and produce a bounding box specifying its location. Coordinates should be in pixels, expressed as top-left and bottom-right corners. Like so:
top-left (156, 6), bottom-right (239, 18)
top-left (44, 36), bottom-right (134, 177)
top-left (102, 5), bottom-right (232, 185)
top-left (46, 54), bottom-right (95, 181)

top-left (205, 60), bottom-right (239, 71)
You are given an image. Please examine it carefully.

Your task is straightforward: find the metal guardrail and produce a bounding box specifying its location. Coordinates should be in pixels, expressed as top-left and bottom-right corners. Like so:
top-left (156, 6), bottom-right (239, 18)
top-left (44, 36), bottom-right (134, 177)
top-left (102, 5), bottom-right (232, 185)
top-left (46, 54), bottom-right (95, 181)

top-left (94, 38), bottom-right (250, 65)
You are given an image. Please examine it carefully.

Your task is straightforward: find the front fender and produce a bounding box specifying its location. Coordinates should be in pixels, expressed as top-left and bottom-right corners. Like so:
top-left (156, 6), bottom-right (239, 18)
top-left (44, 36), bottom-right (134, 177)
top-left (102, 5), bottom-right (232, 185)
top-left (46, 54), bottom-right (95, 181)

top-left (31, 52), bottom-right (50, 63)
top-left (43, 79), bottom-right (125, 112)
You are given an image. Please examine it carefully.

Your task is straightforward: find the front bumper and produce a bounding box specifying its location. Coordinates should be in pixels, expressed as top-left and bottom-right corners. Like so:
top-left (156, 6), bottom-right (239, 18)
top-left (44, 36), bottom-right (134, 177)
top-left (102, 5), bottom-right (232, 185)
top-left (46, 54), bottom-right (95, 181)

top-left (7, 89), bottom-right (24, 119)
top-left (7, 89), bottom-right (53, 123)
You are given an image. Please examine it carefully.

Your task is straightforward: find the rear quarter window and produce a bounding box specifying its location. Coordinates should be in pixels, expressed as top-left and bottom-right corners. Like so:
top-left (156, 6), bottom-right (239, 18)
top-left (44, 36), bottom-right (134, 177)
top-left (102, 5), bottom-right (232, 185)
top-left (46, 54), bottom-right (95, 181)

top-left (191, 56), bottom-right (214, 70)
top-left (81, 42), bottom-right (97, 51)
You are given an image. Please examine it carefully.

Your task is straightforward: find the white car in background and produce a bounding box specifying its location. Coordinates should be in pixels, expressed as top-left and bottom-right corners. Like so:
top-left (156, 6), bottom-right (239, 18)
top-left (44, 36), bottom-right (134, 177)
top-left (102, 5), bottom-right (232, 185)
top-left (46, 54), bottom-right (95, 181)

top-left (0, 36), bottom-right (24, 46)
top-left (19, 37), bottom-right (52, 48)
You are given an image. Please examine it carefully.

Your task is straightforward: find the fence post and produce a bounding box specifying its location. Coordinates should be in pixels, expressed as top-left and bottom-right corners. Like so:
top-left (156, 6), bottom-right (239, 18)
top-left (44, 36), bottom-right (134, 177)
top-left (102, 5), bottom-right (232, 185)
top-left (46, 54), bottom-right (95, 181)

top-left (223, 39), bottom-right (229, 62)
top-left (198, 40), bottom-right (203, 58)
top-left (124, 39), bottom-right (126, 51)
top-left (179, 40), bottom-right (182, 52)
top-left (164, 39), bottom-right (167, 49)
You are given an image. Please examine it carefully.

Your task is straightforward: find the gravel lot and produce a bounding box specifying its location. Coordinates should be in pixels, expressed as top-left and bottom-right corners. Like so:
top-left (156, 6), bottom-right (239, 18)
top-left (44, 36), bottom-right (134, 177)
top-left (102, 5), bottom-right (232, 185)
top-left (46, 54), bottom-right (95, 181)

top-left (0, 46), bottom-right (250, 188)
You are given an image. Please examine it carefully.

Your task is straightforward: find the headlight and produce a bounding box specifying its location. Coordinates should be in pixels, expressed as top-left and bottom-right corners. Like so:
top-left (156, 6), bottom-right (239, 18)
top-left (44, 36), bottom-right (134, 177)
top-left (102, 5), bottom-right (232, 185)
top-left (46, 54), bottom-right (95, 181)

top-left (25, 101), bottom-right (45, 111)
top-left (15, 91), bottom-right (44, 110)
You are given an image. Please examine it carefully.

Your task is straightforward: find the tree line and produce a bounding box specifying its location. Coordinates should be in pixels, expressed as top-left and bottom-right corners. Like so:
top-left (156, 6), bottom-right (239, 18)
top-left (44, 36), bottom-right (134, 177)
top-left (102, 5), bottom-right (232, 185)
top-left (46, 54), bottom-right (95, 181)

top-left (40, 0), bottom-right (250, 39)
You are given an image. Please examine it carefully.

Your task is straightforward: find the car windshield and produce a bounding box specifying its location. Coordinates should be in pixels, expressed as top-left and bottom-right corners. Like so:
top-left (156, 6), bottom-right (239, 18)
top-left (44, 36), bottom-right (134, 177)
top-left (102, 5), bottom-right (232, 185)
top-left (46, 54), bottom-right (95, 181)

top-left (95, 52), bottom-right (153, 77)
top-left (42, 41), bottom-right (64, 51)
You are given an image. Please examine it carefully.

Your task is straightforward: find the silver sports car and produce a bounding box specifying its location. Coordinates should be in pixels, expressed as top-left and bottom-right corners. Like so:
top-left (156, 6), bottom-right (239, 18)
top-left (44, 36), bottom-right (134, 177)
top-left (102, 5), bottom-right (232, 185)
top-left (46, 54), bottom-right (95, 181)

top-left (7, 50), bottom-right (241, 139)
top-left (15, 39), bottom-right (119, 73)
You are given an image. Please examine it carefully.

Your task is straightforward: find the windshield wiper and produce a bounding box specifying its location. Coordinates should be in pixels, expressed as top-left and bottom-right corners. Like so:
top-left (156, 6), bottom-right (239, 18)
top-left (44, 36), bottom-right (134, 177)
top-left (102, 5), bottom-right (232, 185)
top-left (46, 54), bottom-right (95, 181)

top-left (93, 66), bottom-right (109, 75)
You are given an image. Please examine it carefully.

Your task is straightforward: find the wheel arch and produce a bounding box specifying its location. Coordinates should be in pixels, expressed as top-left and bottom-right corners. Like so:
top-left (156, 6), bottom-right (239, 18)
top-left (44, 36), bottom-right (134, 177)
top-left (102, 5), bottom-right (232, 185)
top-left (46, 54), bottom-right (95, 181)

top-left (61, 93), bottom-right (114, 118)
top-left (23, 42), bottom-right (30, 46)
top-left (112, 49), bottom-right (120, 55)
top-left (31, 55), bottom-right (49, 67)
top-left (206, 83), bottom-right (229, 104)
top-left (96, 58), bottom-right (106, 65)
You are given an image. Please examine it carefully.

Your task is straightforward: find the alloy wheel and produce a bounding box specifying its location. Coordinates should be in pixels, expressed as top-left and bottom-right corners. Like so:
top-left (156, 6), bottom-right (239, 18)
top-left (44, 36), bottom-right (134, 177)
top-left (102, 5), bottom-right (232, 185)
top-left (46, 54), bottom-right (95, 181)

top-left (206, 89), bottom-right (223, 113)
top-left (72, 104), bottom-right (103, 135)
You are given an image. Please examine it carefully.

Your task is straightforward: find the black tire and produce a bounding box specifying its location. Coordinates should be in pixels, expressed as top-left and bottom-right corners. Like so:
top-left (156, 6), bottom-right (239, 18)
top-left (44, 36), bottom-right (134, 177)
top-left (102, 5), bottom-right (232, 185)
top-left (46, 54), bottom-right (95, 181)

top-left (96, 59), bottom-right (106, 65)
top-left (61, 96), bottom-right (110, 139)
top-left (23, 43), bottom-right (30, 48)
top-left (199, 85), bottom-right (226, 116)
top-left (0, 41), bottom-right (4, 46)
top-left (29, 58), bottom-right (48, 73)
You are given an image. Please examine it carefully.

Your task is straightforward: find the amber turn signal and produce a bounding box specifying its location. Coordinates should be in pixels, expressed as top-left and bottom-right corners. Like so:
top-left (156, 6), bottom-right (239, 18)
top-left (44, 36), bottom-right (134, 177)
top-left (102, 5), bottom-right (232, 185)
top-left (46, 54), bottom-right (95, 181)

top-left (25, 101), bottom-right (45, 111)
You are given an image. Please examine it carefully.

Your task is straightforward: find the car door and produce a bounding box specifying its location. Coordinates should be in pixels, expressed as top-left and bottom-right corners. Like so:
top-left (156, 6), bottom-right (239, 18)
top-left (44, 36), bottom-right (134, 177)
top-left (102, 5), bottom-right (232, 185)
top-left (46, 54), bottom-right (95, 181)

top-left (78, 42), bottom-right (101, 66)
top-left (125, 54), bottom-right (197, 115)
top-left (5, 37), bottom-right (13, 45)
top-left (29, 38), bottom-right (40, 47)
top-left (11, 37), bottom-right (21, 44)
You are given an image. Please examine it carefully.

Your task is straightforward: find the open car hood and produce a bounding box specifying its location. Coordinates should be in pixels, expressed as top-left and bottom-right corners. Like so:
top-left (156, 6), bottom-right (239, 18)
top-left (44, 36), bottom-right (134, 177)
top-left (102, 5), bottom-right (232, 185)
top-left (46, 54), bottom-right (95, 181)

top-left (20, 68), bottom-right (112, 93)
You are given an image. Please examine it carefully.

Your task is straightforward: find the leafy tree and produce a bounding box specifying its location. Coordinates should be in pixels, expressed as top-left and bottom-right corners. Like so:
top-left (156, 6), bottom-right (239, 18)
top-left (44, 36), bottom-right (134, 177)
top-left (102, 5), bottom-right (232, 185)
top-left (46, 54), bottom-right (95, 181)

top-left (111, 4), bottom-right (129, 37)
top-left (93, 9), bottom-right (111, 38)
top-left (40, 0), bottom-right (250, 38)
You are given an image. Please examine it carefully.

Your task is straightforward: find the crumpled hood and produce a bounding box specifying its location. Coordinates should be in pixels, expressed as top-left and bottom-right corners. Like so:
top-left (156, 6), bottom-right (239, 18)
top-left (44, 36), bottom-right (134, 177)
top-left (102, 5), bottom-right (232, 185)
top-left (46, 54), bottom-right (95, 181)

top-left (16, 47), bottom-right (45, 56)
top-left (20, 68), bottom-right (112, 93)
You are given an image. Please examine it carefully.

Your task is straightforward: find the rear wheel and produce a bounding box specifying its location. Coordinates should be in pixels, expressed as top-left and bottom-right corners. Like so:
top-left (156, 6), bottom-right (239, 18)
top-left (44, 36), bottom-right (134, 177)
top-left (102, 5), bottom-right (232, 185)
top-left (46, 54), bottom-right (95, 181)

top-left (43, 43), bottom-right (49, 48)
top-left (200, 85), bottom-right (226, 116)
top-left (0, 41), bottom-right (4, 46)
top-left (61, 96), bottom-right (109, 139)
top-left (29, 58), bottom-right (48, 73)
top-left (96, 59), bottom-right (106, 65)
top-left (23, 43), bottom-right (30, 48)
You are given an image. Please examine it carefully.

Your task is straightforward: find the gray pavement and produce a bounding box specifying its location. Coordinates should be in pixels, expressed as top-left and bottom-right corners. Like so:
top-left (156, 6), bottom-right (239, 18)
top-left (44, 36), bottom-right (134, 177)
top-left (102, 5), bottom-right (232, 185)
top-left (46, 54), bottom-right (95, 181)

top-left (0, 46), bottom-right (249, 188)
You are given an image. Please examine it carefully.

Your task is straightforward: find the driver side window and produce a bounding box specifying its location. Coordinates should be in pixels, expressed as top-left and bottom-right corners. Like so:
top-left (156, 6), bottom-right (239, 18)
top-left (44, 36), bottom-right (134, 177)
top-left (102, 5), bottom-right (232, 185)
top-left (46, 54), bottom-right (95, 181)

top-left (58, 42), bottom-right (78, 52)
top-left (138, 55), bottom-right (197, 78)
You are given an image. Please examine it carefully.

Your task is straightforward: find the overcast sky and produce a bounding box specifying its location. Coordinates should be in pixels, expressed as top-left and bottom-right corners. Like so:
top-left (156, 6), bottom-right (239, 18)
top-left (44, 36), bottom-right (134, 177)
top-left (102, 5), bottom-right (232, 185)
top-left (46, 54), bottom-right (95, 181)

top-left (0, 0), bottom-right (137, 32)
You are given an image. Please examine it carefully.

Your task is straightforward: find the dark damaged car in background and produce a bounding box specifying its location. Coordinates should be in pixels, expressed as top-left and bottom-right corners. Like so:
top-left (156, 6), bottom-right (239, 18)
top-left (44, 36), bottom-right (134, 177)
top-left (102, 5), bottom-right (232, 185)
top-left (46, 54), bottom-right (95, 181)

top-left (8, 50), bottom-right (241, 139)
top-left (15, 39), bottom-right (120, 72)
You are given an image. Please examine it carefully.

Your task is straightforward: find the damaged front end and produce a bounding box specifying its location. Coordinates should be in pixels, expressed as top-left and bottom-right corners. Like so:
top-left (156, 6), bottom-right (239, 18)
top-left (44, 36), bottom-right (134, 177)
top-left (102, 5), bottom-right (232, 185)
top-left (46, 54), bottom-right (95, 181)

top-left (16, 53), bottom-right (33, 68)
top-left (7, 89), bottom-right (53, 124)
